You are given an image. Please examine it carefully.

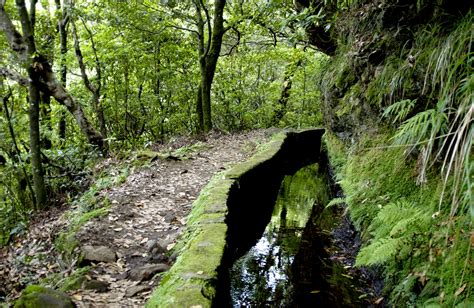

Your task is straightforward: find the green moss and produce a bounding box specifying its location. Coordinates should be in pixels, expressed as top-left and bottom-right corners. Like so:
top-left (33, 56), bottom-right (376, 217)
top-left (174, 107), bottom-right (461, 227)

top-left (225, 133), bottom-right (285, 179)
top-left (59, 267), bottom-right (90, 291)
top-left (146, 224), bottom-right (227, 308)
top-left (14, 285), bottom-right (74, 308)
top-left (55, 207), bottom-right (109, 258)
top-left (335, 65), bottom-right (357, 91)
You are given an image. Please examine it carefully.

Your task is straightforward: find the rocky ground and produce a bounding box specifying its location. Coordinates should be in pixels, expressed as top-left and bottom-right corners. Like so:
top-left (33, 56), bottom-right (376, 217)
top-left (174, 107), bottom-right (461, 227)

top-left (0, 130), bottom-right (271, 307)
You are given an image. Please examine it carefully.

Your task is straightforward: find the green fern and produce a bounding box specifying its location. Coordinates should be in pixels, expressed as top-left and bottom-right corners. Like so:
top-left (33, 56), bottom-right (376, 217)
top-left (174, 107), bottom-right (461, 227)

top-left (392, 108), bottom-right (447, 147)
top-left (356, 201), bottom-right (431, 266)
top-left (356, 237), bottom-right (404, 266)
top-left (383, 99), bottom-right (417, 123)
top-left (325, 197), bottom-right (346, 208)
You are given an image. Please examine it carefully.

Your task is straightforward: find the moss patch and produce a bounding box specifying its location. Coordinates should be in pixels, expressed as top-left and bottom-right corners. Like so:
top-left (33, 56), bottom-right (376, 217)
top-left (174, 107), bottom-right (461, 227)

top-left (14, 285), bottom-right (74, 308)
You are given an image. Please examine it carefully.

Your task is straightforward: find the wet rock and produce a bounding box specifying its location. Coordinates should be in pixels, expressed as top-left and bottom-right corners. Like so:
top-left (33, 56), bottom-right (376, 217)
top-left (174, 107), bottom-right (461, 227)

top-left (15, 285), bottom-right (74, 308)
top-left (82, 279), bottom-right (110, 292)
top-left (129, 263), bottom-right (170, 281)
top-left (150, 253), bottom-right (168, 263)
top-left (164, 213), bottom-right (176, 223)
top-left (125, 285), bottom-right (151, 297)
top-left (145, 240), bottom-right (167, 254)
top-left (115, 271), bottom-right (128, 280)
top-left (81, 245), bottom-right (116, 263)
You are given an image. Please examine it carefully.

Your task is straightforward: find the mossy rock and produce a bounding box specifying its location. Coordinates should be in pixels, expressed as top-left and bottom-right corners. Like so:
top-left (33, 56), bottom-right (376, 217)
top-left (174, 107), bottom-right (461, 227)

top-left (14, 285), bottom-right (75, 308)
top-left (59, 267), bottom-right (90, 292)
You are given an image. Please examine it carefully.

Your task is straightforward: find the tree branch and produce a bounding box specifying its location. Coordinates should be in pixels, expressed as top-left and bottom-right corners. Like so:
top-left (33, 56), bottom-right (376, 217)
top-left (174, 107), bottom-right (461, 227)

top-left (199, 0), bottom-right (212, 58)
top-left (166, 23), bottom-right (200, 36)
top-left (0, 4), bottom-right (27, 57)
top-left (15, 0), bottom-right (36, 55)
top-left (221, 26), bottom-right (240, 56)
top-left (79, 17), bottom-right (101, 92)
top-left (0, 67), bottom-right (29, 86)
top-left (71, 19), bottom-right (96, 94)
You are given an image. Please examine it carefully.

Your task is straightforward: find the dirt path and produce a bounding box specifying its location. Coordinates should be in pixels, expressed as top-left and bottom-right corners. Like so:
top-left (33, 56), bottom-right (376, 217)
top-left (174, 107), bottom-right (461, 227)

top-left (0, 130), bottom-right (271, 307)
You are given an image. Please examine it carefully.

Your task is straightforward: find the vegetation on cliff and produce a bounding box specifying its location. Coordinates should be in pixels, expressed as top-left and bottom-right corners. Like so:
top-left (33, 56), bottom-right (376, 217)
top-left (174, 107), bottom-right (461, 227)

top-left (310, 0), bottom-right (473, 305)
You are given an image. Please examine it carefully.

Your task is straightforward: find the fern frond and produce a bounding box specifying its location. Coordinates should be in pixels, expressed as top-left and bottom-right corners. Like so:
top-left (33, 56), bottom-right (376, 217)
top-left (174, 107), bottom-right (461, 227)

top-left (392, 109), bottom-right (437, 146)
top-left (389, 209), bottom-right (426, 237)
top-left (325, 197), bottom-right (346, 208)
top-left (356, 237), bottom-right (404, 266)
top-left (370, 201), bottom-right (419, 239)
top-left (383, 99), bottom-right (417, 123)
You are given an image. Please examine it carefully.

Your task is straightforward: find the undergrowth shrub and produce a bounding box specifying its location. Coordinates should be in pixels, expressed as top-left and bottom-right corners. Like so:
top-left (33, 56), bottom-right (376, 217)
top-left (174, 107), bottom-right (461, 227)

top-left (327, 131), bottom-right (472, 306)
top-left (323, 7), bottom-right (473, 306)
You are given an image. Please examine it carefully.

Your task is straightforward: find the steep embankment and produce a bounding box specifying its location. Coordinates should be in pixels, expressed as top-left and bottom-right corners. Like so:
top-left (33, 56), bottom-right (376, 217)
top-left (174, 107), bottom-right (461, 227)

top-left (298, 0), bottom-right (473, 306)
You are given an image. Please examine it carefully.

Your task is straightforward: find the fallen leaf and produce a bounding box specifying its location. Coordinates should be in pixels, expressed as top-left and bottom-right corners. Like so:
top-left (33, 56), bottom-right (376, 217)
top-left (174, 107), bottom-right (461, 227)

top-left (374, 297), bottom-right (384, 305)
top-left (439, 291), bottom-right (445, 303)
top-left (455, 283), bottom-right (467, 297)
top-left (310, 290), bottom-right (320, 294)
top-left (71, 294), bottom-right (82, 301)
top-left (113, 227), bottom-right (123, 232)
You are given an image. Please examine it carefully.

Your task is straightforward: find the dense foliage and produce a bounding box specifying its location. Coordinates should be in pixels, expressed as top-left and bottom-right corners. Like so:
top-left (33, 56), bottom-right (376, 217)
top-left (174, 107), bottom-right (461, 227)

top-left (316, 0), bottom-right (473, 305)
top-left (0, 0), bottom-right (472, 306)
top-left (1, 0), bottom-right (324, 244)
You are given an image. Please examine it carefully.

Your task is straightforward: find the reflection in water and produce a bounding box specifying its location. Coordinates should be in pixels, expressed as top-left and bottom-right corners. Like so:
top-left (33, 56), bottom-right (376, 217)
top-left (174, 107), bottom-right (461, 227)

top-left (230, 163), bottom-right (328, 307)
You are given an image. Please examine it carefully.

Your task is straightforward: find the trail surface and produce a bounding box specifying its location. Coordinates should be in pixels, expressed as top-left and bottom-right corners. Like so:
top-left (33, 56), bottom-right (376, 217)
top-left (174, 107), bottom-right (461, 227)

top-left (1, 130), bottom-right (271, 307)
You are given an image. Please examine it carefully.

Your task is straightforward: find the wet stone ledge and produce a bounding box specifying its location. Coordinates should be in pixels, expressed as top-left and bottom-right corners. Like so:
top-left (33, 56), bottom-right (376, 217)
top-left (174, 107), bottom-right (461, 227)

top-left (146, 129), bottom-right (324, 308)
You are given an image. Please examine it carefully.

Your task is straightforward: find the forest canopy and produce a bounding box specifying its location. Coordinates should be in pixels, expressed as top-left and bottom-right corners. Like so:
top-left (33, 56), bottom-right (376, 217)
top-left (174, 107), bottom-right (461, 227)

top-left (0, 0), bottom-right (324, 213)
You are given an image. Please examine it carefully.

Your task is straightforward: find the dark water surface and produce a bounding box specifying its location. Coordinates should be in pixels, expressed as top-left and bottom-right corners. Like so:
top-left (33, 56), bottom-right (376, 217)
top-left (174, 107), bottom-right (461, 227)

top-left (229, 162), bottom-right (376, 307)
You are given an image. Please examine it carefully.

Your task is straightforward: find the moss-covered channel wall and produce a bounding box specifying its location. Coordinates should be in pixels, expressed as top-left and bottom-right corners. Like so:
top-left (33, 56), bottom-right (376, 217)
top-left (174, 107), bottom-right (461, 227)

top-left (146, 129), bottom-right (324, 307)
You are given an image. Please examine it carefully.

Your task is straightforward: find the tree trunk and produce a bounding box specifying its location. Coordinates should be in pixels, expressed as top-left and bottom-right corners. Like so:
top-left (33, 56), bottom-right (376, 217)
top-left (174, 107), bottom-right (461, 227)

top-left (28, 71), bottom-right (47, 208)
top-left (55, 0), bottom-right (68, 139)
top-left (79, 16), bottom-right (107, 140)
top-left (272, 58), bottom-right (302, 125)
top-left (0, 2), bottom-right (105, 152)
top-left (14, 0), bottom-right (47, 207)
top-left (201, 74), bottom-right (212, 132)
top-left (40, 92), bottom-right (52, 149)
top-left (71, 18), bottom-right (108, 153)
top-left (196, 83), bottom-right (204, 131)
top-left (194, 0), bottom-right (227, 133)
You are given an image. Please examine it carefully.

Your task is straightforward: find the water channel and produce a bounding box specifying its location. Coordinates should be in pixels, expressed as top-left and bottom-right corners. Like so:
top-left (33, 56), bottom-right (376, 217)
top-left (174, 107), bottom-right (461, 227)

top-left (227, 161), bottom-right (379, 307)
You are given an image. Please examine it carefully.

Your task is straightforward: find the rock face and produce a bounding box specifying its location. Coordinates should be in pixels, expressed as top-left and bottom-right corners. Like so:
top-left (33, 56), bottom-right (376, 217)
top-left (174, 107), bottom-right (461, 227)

top-left (14, 285), bottom-right (75, 308)
top-left (81, 245), bottom-right (116, 263)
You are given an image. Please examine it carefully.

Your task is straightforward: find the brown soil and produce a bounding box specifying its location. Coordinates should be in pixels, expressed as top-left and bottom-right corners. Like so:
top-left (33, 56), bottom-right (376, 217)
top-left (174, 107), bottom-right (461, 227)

top-left (0, 130), bottom-right (272, 307)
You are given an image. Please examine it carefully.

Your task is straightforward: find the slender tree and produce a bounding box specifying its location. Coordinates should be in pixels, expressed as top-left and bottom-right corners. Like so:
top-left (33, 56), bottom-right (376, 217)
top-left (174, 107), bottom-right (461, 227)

top-left (14, 0), bottom-right (46, 207)
top-left (71, 15), bottom-right (108, 150)
top-left (194, 0), bottom-right (227, 132)
top-left (272, 57), bottom-right (302, 125)
top-left (0, 1), bottom-right (106, 153)
top-left (55, 0), bottom-right (68, 139)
